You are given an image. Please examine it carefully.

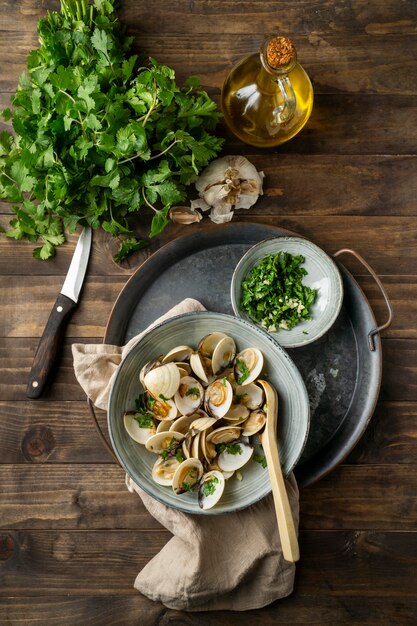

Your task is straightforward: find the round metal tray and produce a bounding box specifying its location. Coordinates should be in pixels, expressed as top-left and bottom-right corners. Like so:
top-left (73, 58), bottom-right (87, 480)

top-left (104, 222), bottom-right (390, 487)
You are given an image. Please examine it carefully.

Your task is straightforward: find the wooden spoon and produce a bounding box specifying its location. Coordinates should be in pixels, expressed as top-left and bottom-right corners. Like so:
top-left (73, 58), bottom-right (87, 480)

top-left (258, 379), bottom-right (300, 562)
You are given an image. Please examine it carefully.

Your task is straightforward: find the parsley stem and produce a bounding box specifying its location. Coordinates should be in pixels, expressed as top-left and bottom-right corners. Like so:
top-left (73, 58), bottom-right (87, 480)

top-left (59, 89), bottom-right (76, 104)
top-left (141, 187), bottom-right (157, 212)
top-left (148, 139), bottom-right (181, 161)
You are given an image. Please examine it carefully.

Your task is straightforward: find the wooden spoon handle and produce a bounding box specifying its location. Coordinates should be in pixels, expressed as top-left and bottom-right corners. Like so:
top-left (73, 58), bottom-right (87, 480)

top-left (263, 439), bottom-right (300, 563)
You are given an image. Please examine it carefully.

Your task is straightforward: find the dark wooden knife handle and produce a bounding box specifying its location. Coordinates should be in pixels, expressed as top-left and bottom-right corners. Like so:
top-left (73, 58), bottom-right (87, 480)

top-left (26, 293), bottom-right (77, 399)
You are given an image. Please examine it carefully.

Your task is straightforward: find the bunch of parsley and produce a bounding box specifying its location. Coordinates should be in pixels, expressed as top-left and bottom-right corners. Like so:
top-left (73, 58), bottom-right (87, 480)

top-left (0, 0), bottom-right (223, 260)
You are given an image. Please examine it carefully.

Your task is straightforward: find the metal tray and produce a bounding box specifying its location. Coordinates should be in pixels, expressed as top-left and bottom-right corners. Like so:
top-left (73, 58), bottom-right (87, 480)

top-left (104, 222), bottom-right (392, 487)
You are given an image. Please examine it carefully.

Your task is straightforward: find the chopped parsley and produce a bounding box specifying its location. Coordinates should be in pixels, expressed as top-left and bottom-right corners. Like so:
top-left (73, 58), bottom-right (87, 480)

top-left (175, 449), bottom-right (185, 463)
top-left (254, 455), bottom-right (267, 469)
top-left (160, 437), bottom-right (178, 461)
top-left (159, 393), bottom-right (169, 401)
top-left (185, 387), bottom-right (200, 397)
top-left (216, 443), bottom-right (242, 455)
top-left (202, 476), bottom-right (219, 497)
top-left (235, 358), bottom-right (250, 385)
top-left (240, 252), bottom-right (317, 332)
top-left (146, 396), bottom-right (156, 410)
top-left (182, 481), bottom-right (193, 492)
top-left (133, 394), bottom-right (154, 428)
top-left (222, 377), bottom-right (227, 386)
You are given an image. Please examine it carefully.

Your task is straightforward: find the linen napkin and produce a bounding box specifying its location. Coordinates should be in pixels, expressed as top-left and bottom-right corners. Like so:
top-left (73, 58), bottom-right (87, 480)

top-left (72, 298), bottom-right (299, 611)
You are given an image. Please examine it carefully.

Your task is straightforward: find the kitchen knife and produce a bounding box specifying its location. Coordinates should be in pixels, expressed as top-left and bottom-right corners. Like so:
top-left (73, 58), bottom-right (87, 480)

top-left (26, 226), bottom-right (92, 399)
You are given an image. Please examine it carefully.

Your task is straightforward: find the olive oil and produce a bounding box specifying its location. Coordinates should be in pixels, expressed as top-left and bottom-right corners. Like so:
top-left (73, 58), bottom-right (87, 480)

top-left (221, 37), bottom-right (314, 148)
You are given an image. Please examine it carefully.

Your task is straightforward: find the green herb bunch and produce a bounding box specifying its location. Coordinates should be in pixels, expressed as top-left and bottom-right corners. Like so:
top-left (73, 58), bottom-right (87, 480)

top-left (0, 0), bottom-right (224, 260)
top-left (240, 252), bottom-right (317, 332)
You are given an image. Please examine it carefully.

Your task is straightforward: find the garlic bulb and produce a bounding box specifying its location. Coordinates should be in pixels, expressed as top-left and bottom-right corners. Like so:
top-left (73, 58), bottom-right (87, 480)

top-left (191, 156), bottom-right (264, 224)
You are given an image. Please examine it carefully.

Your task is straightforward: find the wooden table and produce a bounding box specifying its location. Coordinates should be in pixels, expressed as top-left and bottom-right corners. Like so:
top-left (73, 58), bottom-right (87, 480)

top-left (1, 1), bottom-right (416, 624)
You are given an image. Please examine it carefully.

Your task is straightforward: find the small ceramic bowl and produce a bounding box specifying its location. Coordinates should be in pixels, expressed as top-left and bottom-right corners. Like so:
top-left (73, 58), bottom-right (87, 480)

top-left (231, 237), bottom-right (343, 348)
top-left (108, 311), bottom-right (310, 515)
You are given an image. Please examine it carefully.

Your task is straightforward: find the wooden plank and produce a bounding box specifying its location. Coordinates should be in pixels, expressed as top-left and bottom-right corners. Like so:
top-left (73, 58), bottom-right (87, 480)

top-left (1, 216), bottom-right (417, 277)
top-left (0, 274), bottom-right (414, 338)
top-left (0, 464), bottom-right (415, 530)
top-left (1, 154), bottom-right (417, 218)
top-left (1, 27), bottom-right (417, 94)
top-left (0, 530), bottom-right (416, 596)
top-left (0, 594), bottom-right (416, 626)
top-left (2, 0), bottom-right (416, 36)
top-left (0, 337), bottom-right (415, 402)
top-left (1, 401), bottom-right (415, 466)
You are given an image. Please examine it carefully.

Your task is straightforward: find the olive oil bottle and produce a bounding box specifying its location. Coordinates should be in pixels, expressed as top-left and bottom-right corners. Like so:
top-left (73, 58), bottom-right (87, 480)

top-left (221, 36), bottom-right (313, 147)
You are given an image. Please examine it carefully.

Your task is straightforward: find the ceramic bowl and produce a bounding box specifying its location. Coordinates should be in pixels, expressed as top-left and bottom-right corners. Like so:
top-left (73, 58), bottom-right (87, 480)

top-left (108, 311), bottom-right (310, 515)
top-left (231, 237), bottom-right (343, 348)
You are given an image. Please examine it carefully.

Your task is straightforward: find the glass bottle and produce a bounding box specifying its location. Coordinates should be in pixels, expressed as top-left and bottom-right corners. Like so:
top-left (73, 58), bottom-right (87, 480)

top-left (221, 35), bottom-right (313, 147)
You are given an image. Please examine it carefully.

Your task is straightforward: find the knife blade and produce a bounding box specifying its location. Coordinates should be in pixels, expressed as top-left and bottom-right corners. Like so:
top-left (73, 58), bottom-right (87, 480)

top-left (26, 227), bottom-right (92, 399)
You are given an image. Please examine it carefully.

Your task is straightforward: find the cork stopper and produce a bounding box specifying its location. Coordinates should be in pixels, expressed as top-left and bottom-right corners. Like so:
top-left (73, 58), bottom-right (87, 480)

top-left (266, 36), bottom-right (296, 69)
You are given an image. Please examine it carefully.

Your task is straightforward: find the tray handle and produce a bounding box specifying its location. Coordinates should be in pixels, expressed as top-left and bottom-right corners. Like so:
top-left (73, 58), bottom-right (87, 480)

top-left (333, 248), bottom-right (393, 351)
top-left (87, 397), bottom-right (120, 464)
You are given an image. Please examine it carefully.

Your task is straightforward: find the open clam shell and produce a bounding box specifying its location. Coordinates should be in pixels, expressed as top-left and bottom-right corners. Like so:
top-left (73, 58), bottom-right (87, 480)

top-left (204, 379), bottom-right (233, 418)
top-left (174, 376), bottom-right (204, 415)
top-left (235, 383), bottom-right (264, 410)
top-left (124, 412), bottom-right (156, 445)
top-left (241, 410), bottom-right (266, 436)
top-left (148, 396), bottom-right (177, 421)
top-left (156, 420), bottom-right (173, 433)
top-left (152, 457), bottom-right (181, 486)
top-left (234, 348), bottom-right (264, 386)
top-left (211, 336), bottom-right (236, 375)
top-left (206, 425), bottom-right (242, 445)
top-left (217, 441), bottom-right (254, 471)
top-left (162, 346), bottom-right (193, 363)
top-left (198, 470), bottom-right (225, 510)
top-left (190, 352), bottom-right (215, 384)
top-left (172, 458), bottom-right (204, 494)
top-left (198, 332), bottom-right (227, 358)
top-left (145, 431), bottom-right (184, 454)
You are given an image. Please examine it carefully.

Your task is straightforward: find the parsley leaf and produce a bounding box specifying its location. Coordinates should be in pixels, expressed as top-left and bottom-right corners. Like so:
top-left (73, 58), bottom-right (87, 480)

top-left (201, 476), bottom-right (219, 497)
top-left (253, 455), bottom-right (267, 469)
top-left (216, 443), bottom-right (242, 456)
top-left (235, 358), bottom-right (250, 385)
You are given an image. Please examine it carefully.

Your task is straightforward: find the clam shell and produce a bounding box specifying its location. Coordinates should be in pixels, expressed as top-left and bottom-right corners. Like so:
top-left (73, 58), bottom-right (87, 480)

top-left (211, 336), bottom-right (236, 375)
top-left (172, 458), bottom-right (204, 494)
top-left (206, 426), bottom-right (242, 445)
top-left (124, 412), bottom-right (156, 445)
top-left (170, 414), bottom-right (198, 434)
top-left (234, 348), bottom-right (264, 386)
top-left (198, 332), bottom-right (227, 358)
top-left (217, 442), bottom-right (254, 471)
top-left (149, 397), bottom-right (177, 421)
top-left (235, 383), bottom-right (264, 410)
top-left (189, 416), bottom-right (217, 432)
top-left (200, 428), bottom-right (217, 463)
top-left (174, 376), bottom-right (204, 415)
top-left (139, 355), bottom-right (163, 387)
top-left (208, 459), bottom-right (234, 480)
top-left (144, 362), bottom-right (181, 399)
top-left (224, 403), bottom-right (250, 421)
top-left (145, 431), bottom-right (184, 454)
top-left (241, 410), bottom-right (266, 436)
top-left (198, 470), bottom-right (225, 510)
top-left (204, 379), bottom-right (233, 418)
top-left (162, 346), bottom-right (193, 363)
top-left (190, 352), bottom-right (215, 384)
top-left (152, 457), bottom-right (181, 486)
top-left (156, 419), bottom-right (173, 433)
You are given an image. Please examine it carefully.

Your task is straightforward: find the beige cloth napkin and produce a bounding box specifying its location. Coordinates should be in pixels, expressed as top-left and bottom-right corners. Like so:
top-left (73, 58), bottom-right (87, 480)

top-left (72, 298), bottom-right (299, 611)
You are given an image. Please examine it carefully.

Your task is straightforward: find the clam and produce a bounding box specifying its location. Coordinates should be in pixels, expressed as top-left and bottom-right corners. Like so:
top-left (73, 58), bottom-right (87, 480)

top-left (223, 403), bottom-right (250, 422)
top-left (235, 383), bottom-right (264, 410)
top-left (162, 346), bottom-right (193, 363)
top-left (189, 416), bottom-right (217, 432)
top-left (174, 376), bottom-right (204, 415)
top-left (204, 379), bottom-right (233, 418)
top-left (147, 395), bottom-right (177, 421)
top-left (143, 362), bottom-right (181, 399)
top-left (145, 431), bottom-right (184, 454)
top-left (234, 348), bottom-right (264, 386)
top-left (170, 414), bottom-right (198, 434)
top-left (206, 425), bottom-right (242, 445)
top-left (139, 355), bottom-right (163, 387)
top-left (175, 362), bottom-right (192, 377)
top-left (191, 431), bottom-right (201, 459)
top-left (200, 428), bottom-right (217, 463)
top-left (217, 441), bottom-right (254, 471)
top-left (198, 471), bottom-right (225, 510)
top-left (172, 458), bottom-right (204, 494)
top-left (211, 336), bottom-right (236, 375)
top-left (152, 457), bottom-right (181, 486)
top-left (156, 419), bottom-right (173, 433)
top-left (190, 352), bottom-right (215, 384)
top-left (198, 332), bottom-right (227, 358)
top-left (124, 412), bottom-right (156, 444)
top-left (182, 433), bottom-right (193, 459)
top-left (241, 410), bottom-right (266, 436)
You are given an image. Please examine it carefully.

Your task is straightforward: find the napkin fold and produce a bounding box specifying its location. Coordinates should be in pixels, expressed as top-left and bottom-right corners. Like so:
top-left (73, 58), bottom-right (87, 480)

top-left (72, 298), bottom-right (299, 611)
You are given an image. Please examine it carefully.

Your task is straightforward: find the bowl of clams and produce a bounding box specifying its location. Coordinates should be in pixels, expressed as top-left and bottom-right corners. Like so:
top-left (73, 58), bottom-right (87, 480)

top-left (108, 311), bottom-right (310, 514)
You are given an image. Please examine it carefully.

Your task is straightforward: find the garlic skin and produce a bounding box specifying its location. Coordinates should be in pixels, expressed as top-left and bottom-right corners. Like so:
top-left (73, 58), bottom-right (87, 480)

top-left (170, 206), bottom-right (202, 225)
top-left (191, 156), bottom-right (264, 224)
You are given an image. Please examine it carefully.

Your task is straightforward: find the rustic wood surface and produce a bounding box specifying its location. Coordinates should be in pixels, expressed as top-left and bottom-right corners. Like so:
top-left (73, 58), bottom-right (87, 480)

top-left (0, 0), bottom-right (416, 624)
